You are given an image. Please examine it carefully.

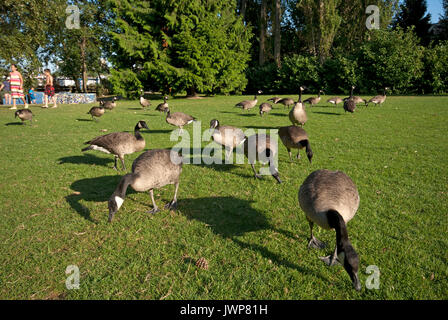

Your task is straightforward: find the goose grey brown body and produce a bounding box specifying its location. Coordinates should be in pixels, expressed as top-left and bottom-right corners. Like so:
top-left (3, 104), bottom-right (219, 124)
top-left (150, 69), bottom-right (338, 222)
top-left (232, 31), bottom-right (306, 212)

top-left (210, 119), bottom-right (246, 161)
top-left (108, 149), bottom-right (183, 222)
top-left (289, 86), bottom-right (307, 126)
top-left (259, 102), bottom-right (272, 116)
top-left (100, 97), bottom-right (118, 110)
top-left (87, 106), bottom-right (105, 121)
top-left (298, 169), bottom-right (360, 291)
top-left (235, 90), bottom-right (262, 111)
top-left (327, 97), bottom-right (343, 106)
top-left (303, 90), bottom-right (324, 107)
top-left (139, 90), bottom-right (151, 110)
top-left (82, 120), bottom-right (149, 170)
top-left (278, 126), bottom-right (313, 163)
top-left (15, 109), bottom-right (33, 124)
top-left (243, 133), bottom-right (281, 183)
top-left (156, 96), bottom-right (169, 113)
top-left (166, 109), bottom-right (196, 132)
top-left (343, 86), bottom-right (356, 113)
top-left (267, 97), bottom-right (282, 104)
top-left (277, 97), bottom-right (295, 108)
top-left (367, 87), bottom-right (389, 106)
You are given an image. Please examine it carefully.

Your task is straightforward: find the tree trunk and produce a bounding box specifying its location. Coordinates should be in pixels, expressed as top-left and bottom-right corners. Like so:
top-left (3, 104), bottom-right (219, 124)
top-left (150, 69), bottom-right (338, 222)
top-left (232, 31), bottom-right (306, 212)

top-left (259, 0), bottom-right (267, 65)
top-left (274, 0), bottom-right (281, 68)
top-left (240, 0), bottom-right (247, 20)
top-left (80, 36), bottom-right (88, 93)
top-left (73, 74), bottom-right (81, 93)
top-left (186, 86), bottom-right (197, 98)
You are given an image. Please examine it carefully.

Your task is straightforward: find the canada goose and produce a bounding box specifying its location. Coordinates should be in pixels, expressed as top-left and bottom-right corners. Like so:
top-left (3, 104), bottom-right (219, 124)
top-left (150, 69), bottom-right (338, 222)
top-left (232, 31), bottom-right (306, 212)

top-left (277, 97), bottom-right (295, 108)
top-left (82, 120), bottom-right (149, 170)
top-left (343, 86), bottom-right (356, 113)
top-left (235, 90), bottom-right (262, 111)
top-left (327, 97), bottom-right (343, 106)
top-left (298, 169), bottom-right (361, 291)
top-left (243, 133), bottom-right (281, 184)
top-left (87, 106), bottom-right (105, 121)
top-left (15, 109), bottom-right (33, 125)
top-left (367, 87), bottom-right (389, 106)
top-left (259, 102), bottom-right (272, 116)
top-left (156, 96), bottom-right (169, 113)
top-left (139, 89), bottom-right (151, 110)
top-left (210, 119), bottom-right (246, 161)
top-left (278, 126), bottom-right (313, 163)
top-left (303, 90), bottom-right (324, 107)
top-left (289, 86), bottom-right (307, 126)
top-left (101, 97), bottom-right (118, 110)
top-left (108, 149), bottom-right (183, 222)
top-left (267, 97), bottom-right (282, 104)
top-left (166, 108), bottom-right (196, 133)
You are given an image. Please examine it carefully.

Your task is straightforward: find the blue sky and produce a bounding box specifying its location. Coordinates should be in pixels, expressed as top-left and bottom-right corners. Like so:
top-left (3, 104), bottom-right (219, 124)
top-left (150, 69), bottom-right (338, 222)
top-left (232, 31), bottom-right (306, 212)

top-left (427, 0), bottom-right (444, 23)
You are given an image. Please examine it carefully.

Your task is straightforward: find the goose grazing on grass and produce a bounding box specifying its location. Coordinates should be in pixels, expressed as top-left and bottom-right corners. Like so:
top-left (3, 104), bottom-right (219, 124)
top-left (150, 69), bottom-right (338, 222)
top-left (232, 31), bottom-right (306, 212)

top-left (108, 149), bottom-right (183, 222)
top-left (87, 106), bottom-right (105, 121)
top-left (156, 96), bottom-right (169, 113)
top-left (367, 87), bottom-right (389, 106)
top-left (267, 97), bottom-right (282, 104)
top-left (277, 96), bottom-right (295, 108)
top-left (101, 97), bottom-right (118, 110)
top-left (343, 86), bottom-right (356, 113)
top-left (299, 169), bottom-right (361, 291)
top-left (166, 108), bottom-right (196, 133)
top-left (327, 97), bottom-right (343, 106)
top-left (243, 133), bottom-right (282, 184)
top-left (289, 86), bottom-right (307, 126)
top-left (82, 120), bottom-right (149, 171)
top-left (278, 126), bottom-right (313, 163)
top-left (259, 102), bottom-right (272, 116)
top-left (235, 90), bottom-right (262, 111)
top-left (210, 119), bottom-right (246, 161)
top-left (303, 89), bottom-right (324, 107)
top-left (139, 89), bottom-right (151, 110)
top-left (15, 109), bottom-right (33, 125)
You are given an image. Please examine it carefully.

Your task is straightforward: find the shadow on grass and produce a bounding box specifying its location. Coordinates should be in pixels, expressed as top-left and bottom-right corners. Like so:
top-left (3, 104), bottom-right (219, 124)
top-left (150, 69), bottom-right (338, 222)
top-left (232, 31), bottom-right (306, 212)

top-left (58, 153), bottom-right (114, 167)
top-left (66, 175), bottom-right (134, 223)
top-left (178, 196), bottom-right (324, 278)
top-left (312, 111), bottom-right (341, 116)
top-left (5, 122), bottom-right (24, 126)
top-left (76, 118), bottom-right (95, 122)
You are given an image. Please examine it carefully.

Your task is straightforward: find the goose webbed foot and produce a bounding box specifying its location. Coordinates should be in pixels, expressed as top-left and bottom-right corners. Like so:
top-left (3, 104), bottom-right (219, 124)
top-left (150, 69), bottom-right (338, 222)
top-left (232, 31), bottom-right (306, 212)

top-left (307, 236), bottom-right (326, 249)
top-left (319, 254), bottom-right (341, 266)
top-left (164, 200), bottom-right (177, 211)
top-left (148, 207), bottom-right (160, 215)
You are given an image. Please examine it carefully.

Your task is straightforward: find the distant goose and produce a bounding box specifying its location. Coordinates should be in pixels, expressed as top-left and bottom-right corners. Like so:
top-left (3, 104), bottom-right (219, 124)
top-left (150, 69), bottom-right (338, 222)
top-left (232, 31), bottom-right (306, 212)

top-left (210, 119), bottom-right (246, 161)
top-left (278, 126), bottom-right (313, 163)
top-left (101, 97), bottom-right (118, 110)
top-left (139, 89), bottom-right (151, 110)
top-left (108, 149), bottom-right (183, 222)
top-left (277, 97), bottom-right (295, 108)
top-left (327, 97), bottom-right (343, 106)
top-left (235, 90), bottom-right (262, 111)
top-left (303, 90), bottom-right (324, 107)
top-left (343, 86), bottom-right (356, 113)
top-left (87, 106), bottom-right (105, 121)
top-left (82, 120), bottom-right (149, 170)
top-left (299, 169), bottom-right (361, 291)
top-left (289, 86), bottom-right (307, 126)
top-left (166, 108), bottom-right (196, 133)
top-left (243, 133), bottom-right (282, 183)
top-left (367, 87), bottom-right (389, 106)
top-left (15, 109), bottom-right (33, 125)
top-left (267, 97), bottom-right (282, 104)
top-left (155, 96), bottom-right (169, 113)
top-left (259, 102), bottom-right (272, 116)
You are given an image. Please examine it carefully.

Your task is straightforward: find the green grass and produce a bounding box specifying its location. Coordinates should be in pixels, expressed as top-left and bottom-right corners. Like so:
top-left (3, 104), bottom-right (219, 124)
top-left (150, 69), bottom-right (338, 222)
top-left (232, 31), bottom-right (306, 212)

top-left (0, 94), bottom-right (447, 300)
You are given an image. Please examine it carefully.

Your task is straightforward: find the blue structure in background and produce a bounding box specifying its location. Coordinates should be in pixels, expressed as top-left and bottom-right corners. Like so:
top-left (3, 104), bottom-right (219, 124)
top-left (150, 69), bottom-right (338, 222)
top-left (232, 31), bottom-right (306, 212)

top-left (2, 92), bottom-right (96, 105)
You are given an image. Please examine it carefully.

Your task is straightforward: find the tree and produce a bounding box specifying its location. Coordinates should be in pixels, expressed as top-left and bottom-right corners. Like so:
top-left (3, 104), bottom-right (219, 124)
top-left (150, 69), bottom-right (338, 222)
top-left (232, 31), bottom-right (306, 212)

top-left (108, 0), bottom-right (252, 97)
top-left (259, 0), bottom-right (268, 65)
top-left (273, 0), bottom-right (282, 67)
top-left (394, 0), bottom-right (432, 46)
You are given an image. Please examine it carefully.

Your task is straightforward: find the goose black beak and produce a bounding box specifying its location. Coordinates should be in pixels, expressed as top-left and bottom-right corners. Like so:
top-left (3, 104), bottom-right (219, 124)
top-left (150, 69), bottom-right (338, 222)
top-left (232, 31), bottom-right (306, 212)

top-left (352, 273), bottom-right (361, 291)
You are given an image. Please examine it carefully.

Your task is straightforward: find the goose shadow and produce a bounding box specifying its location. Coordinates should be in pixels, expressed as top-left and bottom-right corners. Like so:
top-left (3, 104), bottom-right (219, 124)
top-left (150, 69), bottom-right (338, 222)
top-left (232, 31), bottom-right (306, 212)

top-left (58, 153), bottom-right (114, 167)
top-left (312, 111), bottom-right (341, 116)
top-left (5, 122), bottom-right (25, 126)
top-left (178, 196), bottom-right (325, 278)
top-left (76, 118), bottom-right (96, 122)
top-left (65, 175), bottom-right (137, 223)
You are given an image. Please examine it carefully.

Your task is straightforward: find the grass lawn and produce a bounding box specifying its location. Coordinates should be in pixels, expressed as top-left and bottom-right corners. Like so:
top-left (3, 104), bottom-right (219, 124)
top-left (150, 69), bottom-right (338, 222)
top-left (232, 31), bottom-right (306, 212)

top-left (0, 94), bottom-right (447, 300)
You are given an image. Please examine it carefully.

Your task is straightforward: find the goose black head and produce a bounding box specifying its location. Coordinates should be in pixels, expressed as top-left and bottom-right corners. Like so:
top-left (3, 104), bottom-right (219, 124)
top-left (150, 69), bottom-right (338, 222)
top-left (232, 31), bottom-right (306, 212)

top-left (108, 194), bottom-right (124, 222)
top-left (136, 120), bottom-right (149, 130)
top-left (210, 119), bottom-right (219, 129)
top-left (14, 110), bottom-right (19, 118)
top-left (306, 149), bottom-right (313, 164)
top-left (339, 245), bottom-right (361, 291)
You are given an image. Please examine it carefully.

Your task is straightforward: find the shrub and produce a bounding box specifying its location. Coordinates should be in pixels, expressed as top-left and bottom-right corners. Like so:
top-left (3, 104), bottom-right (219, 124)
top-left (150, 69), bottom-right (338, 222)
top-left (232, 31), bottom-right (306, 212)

top-left (422, 41), bottom-right (448, 94)
top-left (277, 54), bottom-right (320, 94)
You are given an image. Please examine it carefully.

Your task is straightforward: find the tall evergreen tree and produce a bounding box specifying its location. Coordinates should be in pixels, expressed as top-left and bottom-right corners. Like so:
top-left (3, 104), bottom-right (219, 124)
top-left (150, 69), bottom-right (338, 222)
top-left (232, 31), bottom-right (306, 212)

top-left (394, 0), bottom-right (432, 45)
top-left (108, 0), bottom-right (252, 97)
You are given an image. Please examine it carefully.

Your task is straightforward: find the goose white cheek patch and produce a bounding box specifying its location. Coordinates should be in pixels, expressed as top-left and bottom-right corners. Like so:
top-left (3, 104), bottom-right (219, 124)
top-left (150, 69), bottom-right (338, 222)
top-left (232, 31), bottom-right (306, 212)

top-left (115, 196), bottom-right (124, 210)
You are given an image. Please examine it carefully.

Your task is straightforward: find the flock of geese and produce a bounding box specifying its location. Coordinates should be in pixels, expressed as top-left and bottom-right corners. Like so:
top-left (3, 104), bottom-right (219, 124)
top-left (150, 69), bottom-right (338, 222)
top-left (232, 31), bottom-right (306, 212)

top-left (10, 85), bottom-right (390, 291)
